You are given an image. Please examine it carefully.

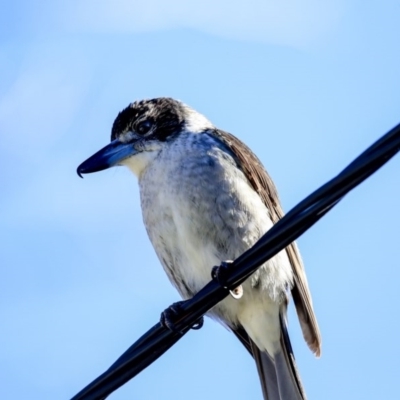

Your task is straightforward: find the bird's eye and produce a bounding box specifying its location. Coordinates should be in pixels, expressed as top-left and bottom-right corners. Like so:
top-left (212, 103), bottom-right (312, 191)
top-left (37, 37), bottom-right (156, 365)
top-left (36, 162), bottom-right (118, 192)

top-left (136, 120), bottom-right (153, 135)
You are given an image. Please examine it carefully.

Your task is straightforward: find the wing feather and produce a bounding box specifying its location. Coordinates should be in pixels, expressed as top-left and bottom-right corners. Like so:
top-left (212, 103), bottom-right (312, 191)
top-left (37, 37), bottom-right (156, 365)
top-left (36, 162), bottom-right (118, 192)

top-left (214, 129), bottom-right (321, 356)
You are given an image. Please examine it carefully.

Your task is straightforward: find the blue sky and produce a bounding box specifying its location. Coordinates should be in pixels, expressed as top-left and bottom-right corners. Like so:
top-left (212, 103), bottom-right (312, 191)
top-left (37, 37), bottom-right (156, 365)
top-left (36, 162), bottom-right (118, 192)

top-left (1, 1), bottom-right (400, 399)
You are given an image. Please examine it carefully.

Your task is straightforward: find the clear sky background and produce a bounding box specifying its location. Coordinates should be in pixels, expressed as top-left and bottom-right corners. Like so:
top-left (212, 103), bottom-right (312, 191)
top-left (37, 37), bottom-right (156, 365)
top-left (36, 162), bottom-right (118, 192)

top-left (1, 1), bottom-right (400, 399)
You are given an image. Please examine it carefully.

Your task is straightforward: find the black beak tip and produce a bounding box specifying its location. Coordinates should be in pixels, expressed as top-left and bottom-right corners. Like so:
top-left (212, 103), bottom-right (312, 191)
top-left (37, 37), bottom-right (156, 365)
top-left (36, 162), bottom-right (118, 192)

top-left (77, 165), bottom-right (85, 179)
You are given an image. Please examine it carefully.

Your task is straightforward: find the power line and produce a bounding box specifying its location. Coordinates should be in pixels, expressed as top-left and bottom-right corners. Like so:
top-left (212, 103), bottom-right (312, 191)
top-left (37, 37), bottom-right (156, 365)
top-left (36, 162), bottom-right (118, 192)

top-left (71, 121), bottom-right (400, 400)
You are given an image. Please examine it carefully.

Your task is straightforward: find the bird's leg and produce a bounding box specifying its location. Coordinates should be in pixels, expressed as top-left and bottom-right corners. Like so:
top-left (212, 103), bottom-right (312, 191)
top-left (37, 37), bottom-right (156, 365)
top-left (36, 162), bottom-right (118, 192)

top-left (160, 301), bottom-right (204, 333)
top-left (211, 260), bottom-right (232, 288)
top-left (212, 261), bottom-right (243, 299)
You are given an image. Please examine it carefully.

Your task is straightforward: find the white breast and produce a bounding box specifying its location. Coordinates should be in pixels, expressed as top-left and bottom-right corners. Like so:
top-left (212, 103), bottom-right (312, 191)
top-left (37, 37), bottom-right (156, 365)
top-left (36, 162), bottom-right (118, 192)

top-left (135, 132), bottom-right (293, 330)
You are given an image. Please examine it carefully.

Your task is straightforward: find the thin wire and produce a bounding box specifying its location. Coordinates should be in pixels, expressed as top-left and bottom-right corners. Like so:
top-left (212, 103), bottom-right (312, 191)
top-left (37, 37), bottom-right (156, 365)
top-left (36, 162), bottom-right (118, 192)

top-left (71, 122), bottom-right (400, 400)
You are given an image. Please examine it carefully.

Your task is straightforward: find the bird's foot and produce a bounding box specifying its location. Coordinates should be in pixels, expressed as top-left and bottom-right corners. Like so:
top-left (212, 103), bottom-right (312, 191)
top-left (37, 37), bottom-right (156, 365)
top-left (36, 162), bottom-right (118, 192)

top-left (211, 260), bottom-right (232, 288)
top-left (211, 261), bottom-right (243, 299)
top-left (160, 301), bottom-right (204, 333)
top-left (229, 285), bottom-right (243, 299)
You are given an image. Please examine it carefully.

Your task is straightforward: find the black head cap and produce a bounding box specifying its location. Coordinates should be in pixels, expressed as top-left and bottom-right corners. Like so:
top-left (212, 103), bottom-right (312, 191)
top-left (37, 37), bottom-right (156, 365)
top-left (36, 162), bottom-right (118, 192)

top-left (111, 97), bottom-right (186, 142)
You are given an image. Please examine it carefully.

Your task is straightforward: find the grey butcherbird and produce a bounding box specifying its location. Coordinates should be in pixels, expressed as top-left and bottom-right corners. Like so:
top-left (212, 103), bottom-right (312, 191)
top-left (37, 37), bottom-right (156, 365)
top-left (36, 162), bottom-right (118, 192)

top-left (77, 97), bottom-right (321, 400)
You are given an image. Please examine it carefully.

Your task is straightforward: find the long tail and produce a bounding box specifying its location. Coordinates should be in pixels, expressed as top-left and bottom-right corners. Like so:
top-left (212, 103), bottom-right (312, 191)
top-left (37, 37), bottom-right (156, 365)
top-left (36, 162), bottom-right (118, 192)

top-left (233, 315), bottom-right (306, 400)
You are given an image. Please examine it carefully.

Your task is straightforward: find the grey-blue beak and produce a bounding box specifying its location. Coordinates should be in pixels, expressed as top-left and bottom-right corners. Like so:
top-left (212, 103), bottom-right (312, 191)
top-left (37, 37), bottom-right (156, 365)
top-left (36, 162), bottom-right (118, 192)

top-left (77, 139), bottom-right (138, 178)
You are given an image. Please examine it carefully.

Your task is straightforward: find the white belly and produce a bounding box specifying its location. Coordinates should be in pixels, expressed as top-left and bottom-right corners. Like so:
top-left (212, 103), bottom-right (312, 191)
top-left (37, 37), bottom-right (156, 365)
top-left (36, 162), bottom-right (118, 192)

top-left (137, 134), bottom-right (293, 339)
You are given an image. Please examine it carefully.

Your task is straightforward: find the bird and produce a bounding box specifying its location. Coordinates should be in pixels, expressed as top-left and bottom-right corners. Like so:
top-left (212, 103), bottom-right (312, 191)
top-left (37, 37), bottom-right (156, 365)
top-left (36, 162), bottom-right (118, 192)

top-left (77, 97), bottom-right (321, 400)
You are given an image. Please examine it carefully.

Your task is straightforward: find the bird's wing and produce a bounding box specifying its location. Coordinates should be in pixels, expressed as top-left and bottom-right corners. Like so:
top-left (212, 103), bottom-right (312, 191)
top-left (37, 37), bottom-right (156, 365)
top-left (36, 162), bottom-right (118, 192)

top-left (213, 129), bottom-right (321, 356)
top-left (231, 325), bottom-right (253, 356)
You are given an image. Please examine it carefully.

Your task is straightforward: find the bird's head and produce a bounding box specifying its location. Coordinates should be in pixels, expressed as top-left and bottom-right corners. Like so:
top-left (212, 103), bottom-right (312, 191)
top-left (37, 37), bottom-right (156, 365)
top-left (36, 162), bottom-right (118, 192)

top-left (77, 97), bottom-right (212, 178)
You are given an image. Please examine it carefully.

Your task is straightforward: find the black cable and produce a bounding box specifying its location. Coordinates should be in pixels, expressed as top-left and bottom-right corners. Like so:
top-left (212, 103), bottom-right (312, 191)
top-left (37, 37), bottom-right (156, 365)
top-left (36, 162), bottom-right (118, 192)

top-left (71, 122), bottom-right (400, 400)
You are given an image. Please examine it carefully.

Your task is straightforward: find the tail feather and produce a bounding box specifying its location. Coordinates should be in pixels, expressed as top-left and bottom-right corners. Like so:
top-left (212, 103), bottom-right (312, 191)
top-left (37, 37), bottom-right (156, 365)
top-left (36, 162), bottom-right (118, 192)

top-left (233, 316), bottom-right (306, 400)
top-left (250, 340), bottom-right (280, 399)
top-left (278, 313), bottom-right (306, 399)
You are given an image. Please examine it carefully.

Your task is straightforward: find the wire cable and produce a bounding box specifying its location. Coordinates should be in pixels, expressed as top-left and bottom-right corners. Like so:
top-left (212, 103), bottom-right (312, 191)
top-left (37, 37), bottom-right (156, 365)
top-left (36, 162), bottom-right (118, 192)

top-left (71, 122), bottom-right (400, 400)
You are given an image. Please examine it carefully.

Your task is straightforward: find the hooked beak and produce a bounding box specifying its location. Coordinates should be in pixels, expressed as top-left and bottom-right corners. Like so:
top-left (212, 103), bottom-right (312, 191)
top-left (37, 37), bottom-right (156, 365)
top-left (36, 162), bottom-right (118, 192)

top-left (77, 139), bottom-right (139, 178)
